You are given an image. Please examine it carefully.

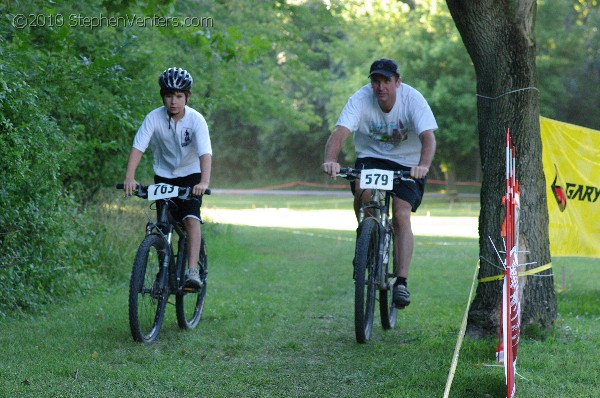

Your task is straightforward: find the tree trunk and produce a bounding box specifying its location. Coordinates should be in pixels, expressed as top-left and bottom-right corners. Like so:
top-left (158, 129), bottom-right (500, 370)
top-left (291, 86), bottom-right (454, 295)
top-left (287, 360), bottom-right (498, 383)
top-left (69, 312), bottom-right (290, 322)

top-left (446, 0), bottom-right (556, 337)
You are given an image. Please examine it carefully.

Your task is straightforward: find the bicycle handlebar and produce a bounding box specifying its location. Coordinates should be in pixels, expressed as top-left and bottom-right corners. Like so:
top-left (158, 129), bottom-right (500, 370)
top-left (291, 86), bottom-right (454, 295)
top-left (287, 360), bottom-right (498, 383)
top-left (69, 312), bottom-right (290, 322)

top-left (336, 167), bottom-right (414, 181)
top-left (116, 183), bottom-right (211, 198)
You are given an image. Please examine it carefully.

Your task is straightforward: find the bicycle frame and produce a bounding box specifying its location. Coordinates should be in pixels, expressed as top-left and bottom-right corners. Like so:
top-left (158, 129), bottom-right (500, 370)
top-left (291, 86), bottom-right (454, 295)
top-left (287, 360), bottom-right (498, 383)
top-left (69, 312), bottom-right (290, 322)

top-left (150, 199), bottom-right (189, 294)
top-left (357, 188), bottom-right (394, 290)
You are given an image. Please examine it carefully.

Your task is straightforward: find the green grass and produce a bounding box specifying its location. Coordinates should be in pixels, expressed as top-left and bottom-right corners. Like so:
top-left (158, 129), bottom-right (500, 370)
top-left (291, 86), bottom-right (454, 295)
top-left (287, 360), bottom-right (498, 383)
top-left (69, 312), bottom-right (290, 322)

top-left (0, 194), bottom-right (597, 397)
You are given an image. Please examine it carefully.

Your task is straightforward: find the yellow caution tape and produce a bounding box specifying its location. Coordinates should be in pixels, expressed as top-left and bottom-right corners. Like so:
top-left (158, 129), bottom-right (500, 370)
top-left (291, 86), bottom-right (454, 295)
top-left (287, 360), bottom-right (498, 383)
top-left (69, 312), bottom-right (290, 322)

top-left (478, 262), bottom-right (553, 283)
top-left (478, 273), bottom-right (505, 283)
top-left (518, 262), bottom-right (553, 276)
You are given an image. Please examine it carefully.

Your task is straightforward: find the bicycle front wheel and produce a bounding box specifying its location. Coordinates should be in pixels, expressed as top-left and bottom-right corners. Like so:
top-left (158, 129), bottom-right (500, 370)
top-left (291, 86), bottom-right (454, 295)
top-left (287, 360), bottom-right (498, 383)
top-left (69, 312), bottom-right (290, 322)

top-left (354, 218), bottom-right (379, 343)
top-left (176, 237), bottom-right (208, 329)
top-left (380, 227), bottom-right (398, 330)
top-left (129, 234), bottom-right (168, 343)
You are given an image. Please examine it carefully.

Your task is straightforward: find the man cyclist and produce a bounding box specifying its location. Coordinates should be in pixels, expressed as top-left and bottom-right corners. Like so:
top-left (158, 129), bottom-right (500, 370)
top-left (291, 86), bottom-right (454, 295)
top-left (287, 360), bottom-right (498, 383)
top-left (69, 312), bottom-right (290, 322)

top-left (322, 58), bottom-right (437, 308)
top-left (123, 67), bottom-right (212, 288)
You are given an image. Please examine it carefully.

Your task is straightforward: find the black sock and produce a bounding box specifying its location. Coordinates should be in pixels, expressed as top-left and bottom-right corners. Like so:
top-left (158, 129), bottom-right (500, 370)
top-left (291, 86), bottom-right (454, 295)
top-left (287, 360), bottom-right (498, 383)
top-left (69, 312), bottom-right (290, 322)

top-left (395, 277), bottom-right (407, 287)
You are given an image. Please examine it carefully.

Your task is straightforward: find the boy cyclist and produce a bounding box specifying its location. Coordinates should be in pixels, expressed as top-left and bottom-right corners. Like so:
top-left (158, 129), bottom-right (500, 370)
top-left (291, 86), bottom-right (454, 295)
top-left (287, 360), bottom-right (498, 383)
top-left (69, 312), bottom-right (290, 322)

top-left (123, 67), bottom-right (212, 288)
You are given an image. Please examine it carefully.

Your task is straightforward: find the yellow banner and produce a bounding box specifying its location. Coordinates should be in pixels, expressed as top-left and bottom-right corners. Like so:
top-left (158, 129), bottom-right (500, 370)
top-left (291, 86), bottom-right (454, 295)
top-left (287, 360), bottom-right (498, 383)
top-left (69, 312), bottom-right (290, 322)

top-left (541, 117), bottom-right (600, 258)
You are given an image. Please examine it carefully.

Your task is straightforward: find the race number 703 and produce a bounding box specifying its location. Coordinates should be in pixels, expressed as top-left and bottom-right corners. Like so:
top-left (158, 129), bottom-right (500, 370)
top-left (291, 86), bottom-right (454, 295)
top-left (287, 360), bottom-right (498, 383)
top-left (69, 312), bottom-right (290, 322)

top-left (148, 183), bottom-right (178, 200)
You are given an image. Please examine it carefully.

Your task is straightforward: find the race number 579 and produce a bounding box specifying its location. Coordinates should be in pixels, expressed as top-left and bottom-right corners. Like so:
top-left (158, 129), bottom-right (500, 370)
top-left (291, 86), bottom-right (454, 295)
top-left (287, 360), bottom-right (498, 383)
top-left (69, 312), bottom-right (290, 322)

top-left (359, 169), bottom-right (394, 190)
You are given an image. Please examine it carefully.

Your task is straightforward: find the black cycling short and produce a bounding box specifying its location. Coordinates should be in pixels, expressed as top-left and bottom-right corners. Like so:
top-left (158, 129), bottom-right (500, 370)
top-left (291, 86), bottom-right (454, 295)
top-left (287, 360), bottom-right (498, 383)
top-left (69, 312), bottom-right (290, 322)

top-left (350, 157), bottom-right (425, 212)
top-left (154, 173), bottom-right (203, 221)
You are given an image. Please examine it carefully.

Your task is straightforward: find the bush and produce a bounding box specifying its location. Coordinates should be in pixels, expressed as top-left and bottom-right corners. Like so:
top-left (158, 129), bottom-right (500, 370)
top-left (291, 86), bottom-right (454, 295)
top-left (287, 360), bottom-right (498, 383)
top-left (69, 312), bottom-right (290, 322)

top-left (0, 72), bottom-right (97, 316)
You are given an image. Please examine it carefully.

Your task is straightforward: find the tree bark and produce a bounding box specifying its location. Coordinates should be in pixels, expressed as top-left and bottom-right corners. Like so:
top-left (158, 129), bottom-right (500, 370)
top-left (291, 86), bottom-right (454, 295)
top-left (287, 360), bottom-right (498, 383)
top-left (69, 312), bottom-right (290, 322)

top-left (446, 0), bottom-right (556, 337)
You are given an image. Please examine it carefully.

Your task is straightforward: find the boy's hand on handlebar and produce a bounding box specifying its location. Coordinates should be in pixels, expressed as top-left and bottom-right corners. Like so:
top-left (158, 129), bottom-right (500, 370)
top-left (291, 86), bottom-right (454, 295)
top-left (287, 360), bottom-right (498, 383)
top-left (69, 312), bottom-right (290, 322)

top-left (322, 162), bottom-right (341, 179)
top-left (193, 182), bottom-right (210, 196)
top-left (123, 177), bottom-right (138, 197)
top-left (410, 166), bottom-right (429, 179)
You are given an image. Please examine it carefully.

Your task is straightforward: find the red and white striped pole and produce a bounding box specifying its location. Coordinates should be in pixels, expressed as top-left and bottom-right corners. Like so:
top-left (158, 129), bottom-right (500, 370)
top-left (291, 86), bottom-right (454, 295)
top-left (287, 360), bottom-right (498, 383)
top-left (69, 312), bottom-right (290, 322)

top-left (498, 128), bottom-right (520, 398)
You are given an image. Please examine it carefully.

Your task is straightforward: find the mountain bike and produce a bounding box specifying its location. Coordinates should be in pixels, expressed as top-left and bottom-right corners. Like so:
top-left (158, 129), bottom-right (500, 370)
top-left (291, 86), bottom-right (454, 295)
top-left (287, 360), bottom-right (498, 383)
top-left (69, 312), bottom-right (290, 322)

top-left (116, 182), bottom-right (210, 343)
top-left (337, 167), bottom-right (415, 343)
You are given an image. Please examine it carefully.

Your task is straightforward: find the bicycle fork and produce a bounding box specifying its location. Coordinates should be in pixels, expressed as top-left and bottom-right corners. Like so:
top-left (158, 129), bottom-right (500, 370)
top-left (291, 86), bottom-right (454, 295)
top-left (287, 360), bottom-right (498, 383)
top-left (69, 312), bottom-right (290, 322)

top-left (375, 225), bottom-right (387, 289)
top-left (156, 228), bottom-right (174, 294)
top-left (377, 204), bottom-right (396, 291)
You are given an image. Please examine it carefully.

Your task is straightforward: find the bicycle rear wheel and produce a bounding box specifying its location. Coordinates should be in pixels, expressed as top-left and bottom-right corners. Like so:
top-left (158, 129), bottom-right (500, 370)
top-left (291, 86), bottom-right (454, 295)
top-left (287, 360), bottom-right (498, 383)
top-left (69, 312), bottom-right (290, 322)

top-left (129, 234), bottom-right (168, 343)
top-left (380, 227), bottom-right (398, 330)
top-left (354, 218), bottom-right (379, 343)
top-left (176, 237), bottom-right (208, 329)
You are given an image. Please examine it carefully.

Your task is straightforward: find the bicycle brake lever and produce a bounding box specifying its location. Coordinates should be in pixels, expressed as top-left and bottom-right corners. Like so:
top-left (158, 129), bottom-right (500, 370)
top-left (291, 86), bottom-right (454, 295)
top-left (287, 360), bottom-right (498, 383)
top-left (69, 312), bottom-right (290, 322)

top-left (399, 176), bottom-right (416, 183)
top-left (179, 187), bottom-right (192, 200)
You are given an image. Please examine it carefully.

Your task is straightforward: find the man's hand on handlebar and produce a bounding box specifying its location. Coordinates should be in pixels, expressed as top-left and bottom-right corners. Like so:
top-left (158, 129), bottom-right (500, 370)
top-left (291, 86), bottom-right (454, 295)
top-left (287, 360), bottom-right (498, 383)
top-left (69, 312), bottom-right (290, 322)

top-left (322, 162), bottom-right (341, 179)
top-left (410, 165), bottom-right (429, 179)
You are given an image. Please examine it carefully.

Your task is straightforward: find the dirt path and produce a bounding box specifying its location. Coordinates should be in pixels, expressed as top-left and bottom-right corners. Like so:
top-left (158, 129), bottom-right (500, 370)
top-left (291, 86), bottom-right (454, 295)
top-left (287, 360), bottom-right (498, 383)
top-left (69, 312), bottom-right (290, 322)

top-left (203, 208), bottom-right (478, 238)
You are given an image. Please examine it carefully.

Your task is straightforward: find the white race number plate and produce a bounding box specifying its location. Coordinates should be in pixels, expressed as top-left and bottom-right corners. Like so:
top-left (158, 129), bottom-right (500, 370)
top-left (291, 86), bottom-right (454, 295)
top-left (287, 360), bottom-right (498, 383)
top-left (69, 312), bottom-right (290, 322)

top-left (359, 169), bottom-right (394, 190)
top-left (148, 183), bottom-right (178, 200)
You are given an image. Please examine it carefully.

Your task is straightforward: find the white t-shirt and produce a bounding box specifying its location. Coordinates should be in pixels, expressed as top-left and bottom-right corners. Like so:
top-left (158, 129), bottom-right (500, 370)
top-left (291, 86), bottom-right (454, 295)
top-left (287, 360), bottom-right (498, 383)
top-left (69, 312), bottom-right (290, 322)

top-left (133, 105), bottom-right (212, 178)
top-left (336, 83), bottom-right (438, 167)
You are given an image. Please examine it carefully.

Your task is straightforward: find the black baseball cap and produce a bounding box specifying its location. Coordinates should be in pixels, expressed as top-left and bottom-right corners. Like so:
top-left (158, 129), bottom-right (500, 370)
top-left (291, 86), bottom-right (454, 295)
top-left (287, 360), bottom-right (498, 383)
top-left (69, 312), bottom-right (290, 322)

top-left (368, 58), bottom-right (400, 78)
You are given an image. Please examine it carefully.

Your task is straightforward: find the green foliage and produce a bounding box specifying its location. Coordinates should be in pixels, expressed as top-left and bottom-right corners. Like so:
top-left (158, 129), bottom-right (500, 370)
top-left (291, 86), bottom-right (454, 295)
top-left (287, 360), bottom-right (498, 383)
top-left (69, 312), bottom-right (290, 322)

top-left (537, 0), bottom-right (600, 130)
top-left (0, 62), bottom-right (95, 316)
top-left (1, 0), bottom-right (597, 316)
top-left (176, 0), bottom-right (346, 182)
top-left (407, 5), bottom-right (478, 176)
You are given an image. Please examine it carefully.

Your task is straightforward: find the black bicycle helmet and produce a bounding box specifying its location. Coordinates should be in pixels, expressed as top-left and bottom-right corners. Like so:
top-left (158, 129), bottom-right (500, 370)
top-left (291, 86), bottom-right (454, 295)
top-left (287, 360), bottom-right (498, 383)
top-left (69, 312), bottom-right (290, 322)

top-left (158, 67), bottom-right (193, 92)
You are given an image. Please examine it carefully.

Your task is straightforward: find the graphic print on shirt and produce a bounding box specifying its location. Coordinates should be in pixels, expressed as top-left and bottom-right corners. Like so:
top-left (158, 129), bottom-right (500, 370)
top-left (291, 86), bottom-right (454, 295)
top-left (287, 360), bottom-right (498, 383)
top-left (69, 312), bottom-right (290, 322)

top-left (368, 119), bottom-right (409, 151)
top-left (181, 128), bottom-right (192, 147)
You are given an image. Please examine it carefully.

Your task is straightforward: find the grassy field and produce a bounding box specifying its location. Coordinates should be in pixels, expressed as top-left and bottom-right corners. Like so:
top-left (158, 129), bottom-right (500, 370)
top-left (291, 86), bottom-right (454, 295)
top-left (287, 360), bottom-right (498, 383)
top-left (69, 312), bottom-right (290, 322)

top-left (0, 193), bottom-right (597, 397)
